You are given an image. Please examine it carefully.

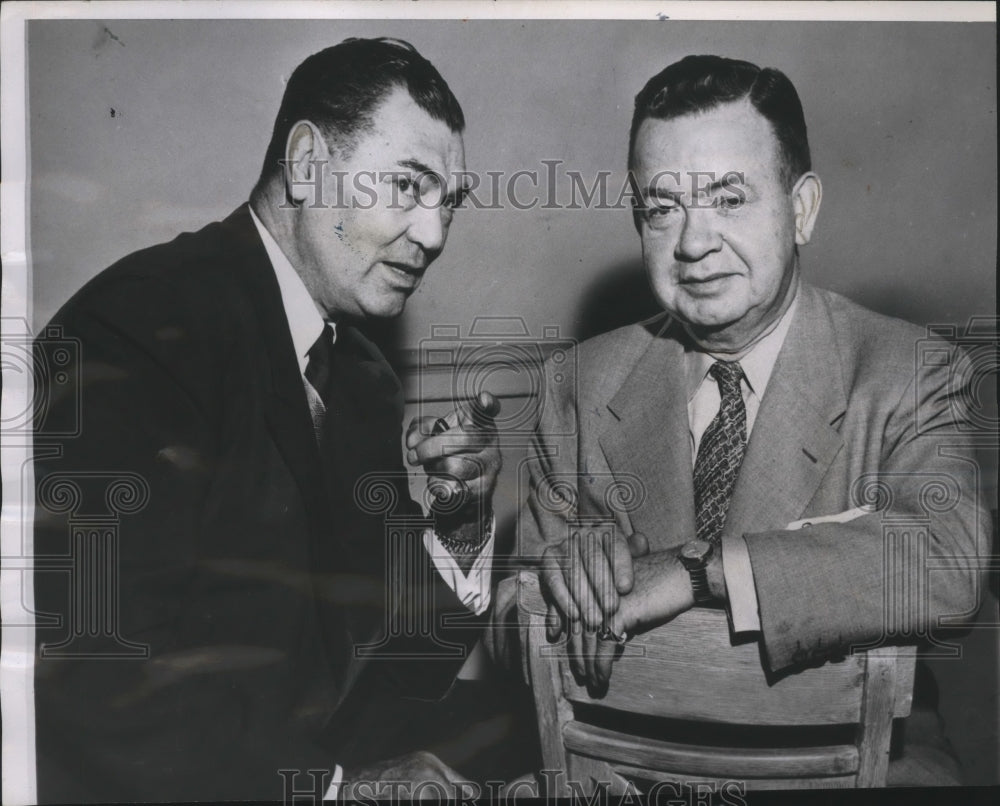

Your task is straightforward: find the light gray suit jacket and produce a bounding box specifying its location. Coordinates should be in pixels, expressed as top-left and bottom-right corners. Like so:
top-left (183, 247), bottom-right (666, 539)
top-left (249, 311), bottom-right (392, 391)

top-left (518, 283), bottom-right (989, 671)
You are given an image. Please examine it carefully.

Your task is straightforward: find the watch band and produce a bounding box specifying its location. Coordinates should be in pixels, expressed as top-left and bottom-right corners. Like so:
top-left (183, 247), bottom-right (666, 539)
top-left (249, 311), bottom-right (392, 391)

top-left (688, 564), bottom-right (712, 604)
top-left (680, 539), bottom-right (715, 605)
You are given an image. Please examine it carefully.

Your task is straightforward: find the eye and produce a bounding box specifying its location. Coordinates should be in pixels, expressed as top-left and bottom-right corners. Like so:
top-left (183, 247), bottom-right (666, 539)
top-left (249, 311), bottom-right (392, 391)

top-left (643, 200), bottom-right (680, 229)
top-left (384, 173), bottom-right (420, 209)
top-left (718, 187), bottom-right (747, 211)
top-left (395, 176), bottom-right (417, 196)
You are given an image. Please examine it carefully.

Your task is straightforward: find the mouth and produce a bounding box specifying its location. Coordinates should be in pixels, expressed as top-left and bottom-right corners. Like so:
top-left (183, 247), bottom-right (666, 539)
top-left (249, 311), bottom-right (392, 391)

top-left (381, 261), bottom-right (426, 286)
top-left (679, 273), bottom-right (738, 293)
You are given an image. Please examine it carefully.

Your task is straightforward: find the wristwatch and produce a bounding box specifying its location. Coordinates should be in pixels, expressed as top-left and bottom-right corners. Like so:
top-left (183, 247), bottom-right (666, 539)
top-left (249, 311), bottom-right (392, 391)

top-left (679, 539), bottom-right (714, 605)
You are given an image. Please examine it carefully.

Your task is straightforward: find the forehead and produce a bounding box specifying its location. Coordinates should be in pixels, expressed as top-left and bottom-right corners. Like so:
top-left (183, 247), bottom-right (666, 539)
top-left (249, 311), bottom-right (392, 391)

top-left (633, 99), bottom-right (782, 186)
top-left (347, 86), bottom-right (465, 177)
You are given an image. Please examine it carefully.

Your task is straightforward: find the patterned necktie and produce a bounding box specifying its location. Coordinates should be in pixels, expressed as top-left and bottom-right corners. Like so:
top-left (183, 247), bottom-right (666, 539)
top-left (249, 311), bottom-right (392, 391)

top-left (693, 360), bottom-right (748, 543)
top-left (304, 326), bottom-right (335, 440)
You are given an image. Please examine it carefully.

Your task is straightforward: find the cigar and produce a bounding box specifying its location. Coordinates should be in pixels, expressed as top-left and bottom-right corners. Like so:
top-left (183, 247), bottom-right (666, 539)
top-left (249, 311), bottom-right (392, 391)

top-left (431, 392), bottom-right (501, 435)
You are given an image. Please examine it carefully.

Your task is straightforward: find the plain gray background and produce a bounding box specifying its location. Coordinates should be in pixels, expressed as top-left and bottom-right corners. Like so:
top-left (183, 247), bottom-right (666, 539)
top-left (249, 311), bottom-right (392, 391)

top-left (29, 20), bottom-right (996, 336)
top-left (27, 18), bottom-right (998, 785)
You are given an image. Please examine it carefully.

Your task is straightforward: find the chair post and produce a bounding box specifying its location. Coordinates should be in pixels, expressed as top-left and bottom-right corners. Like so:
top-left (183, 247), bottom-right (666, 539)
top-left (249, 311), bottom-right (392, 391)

top-left (854, 647), bottom-right (899, 786)
top-left (518, 571), bottom-right (574, 797)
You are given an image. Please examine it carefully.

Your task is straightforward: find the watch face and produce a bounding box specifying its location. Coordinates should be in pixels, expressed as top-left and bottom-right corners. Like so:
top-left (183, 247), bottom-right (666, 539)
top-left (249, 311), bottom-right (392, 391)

top-left (681, 540), bottom-right (711, 561)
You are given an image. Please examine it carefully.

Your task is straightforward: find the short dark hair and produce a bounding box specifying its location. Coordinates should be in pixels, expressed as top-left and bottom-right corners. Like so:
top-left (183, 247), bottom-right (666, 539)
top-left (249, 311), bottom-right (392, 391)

top-left (628, 55), bottom-right (810, 190)
top-left (257, 37), bottom-right (464, 184)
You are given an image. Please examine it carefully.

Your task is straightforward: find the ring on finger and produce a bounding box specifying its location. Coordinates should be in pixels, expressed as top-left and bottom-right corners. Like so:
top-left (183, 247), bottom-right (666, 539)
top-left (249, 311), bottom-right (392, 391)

top-left (597, 626), bottom-right (629, 646)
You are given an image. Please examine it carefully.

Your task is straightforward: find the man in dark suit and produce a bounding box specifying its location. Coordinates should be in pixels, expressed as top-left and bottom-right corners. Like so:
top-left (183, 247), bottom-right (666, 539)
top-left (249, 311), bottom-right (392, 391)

top-left (524, 56), bottom-right (989, 784)
top-left (33, 38), bottom-right (501, 802)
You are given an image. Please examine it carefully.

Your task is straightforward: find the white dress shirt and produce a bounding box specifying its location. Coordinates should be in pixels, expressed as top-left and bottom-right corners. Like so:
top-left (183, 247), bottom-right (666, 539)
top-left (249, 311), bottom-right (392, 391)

top-left (684, 287), bottom-right (800, 633)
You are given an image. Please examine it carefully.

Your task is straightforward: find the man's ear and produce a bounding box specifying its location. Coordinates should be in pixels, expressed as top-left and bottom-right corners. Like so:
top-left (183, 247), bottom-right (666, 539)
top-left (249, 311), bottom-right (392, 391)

top-left (283, 121), bottom-right (329, 206)
top-left (792, 172), bottom-right (822, 246)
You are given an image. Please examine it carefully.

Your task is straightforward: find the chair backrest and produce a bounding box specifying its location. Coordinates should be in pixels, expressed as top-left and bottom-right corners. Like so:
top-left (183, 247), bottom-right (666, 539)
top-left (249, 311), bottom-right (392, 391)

top-left (516, 571), bottom-right (915, 794)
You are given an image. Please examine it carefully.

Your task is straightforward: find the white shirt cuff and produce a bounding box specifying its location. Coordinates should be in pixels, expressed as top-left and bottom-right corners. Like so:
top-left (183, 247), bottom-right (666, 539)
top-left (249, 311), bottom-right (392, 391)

top-left (324, 764), bottom-right (343, 801)
top-left (423, 514), bottom-right (495, 616)
top-left (722, 533), bottom-right (761, 633)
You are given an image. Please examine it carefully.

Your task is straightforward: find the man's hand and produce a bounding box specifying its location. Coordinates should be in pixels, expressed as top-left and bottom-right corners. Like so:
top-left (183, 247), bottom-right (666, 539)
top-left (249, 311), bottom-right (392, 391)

top-left (556, 547), bottom-right (696, 690)
top-left (341, 750), bottom-right (466, 800)
top-left (540, 528), bottom-right (650, 639)
top-left (405, 391), bottom-right (502, 520)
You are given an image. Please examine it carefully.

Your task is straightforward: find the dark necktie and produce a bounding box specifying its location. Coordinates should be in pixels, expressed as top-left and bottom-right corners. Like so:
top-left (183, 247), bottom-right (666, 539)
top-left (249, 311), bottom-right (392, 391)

top-left (304, 325), bottom-right (335, 439)
top-left (693, 360), bottom-right (748, 543)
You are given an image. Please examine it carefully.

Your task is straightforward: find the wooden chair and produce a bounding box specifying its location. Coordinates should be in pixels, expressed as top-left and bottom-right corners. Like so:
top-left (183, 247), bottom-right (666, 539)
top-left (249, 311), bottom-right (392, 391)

top-left (515, 570), bottom-right (916, 793)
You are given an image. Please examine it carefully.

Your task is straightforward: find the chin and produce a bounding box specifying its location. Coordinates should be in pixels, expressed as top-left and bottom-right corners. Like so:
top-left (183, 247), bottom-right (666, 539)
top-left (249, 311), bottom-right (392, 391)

top-left (678, 302), bottom-right (746, 331)
top-left (364, 296), bottom-right (409, 320)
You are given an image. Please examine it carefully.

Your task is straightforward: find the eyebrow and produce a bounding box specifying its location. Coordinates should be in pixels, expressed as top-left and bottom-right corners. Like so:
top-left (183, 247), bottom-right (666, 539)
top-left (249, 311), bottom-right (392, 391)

top-left (645, 186), bottom-right (681, 203)
top-left (701, 173), bottom-right (747, 194)
top-left (398, 158), bottom-right (436, 176)
top-left (644, 172), bottom-right (748, 200)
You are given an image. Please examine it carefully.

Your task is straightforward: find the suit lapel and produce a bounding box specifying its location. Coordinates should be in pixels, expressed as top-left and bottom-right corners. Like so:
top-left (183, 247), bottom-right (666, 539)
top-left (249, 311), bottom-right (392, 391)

top-left (722, 284), bottom-right (847, 538)
top-left (220, 206), bottom-right (378, 704)
top-left (217, 205), bottom-right (331, 538)
top-left (598, 320), bottom-right (696, 549)
top-left (324, 327), bottom-right (402, 491)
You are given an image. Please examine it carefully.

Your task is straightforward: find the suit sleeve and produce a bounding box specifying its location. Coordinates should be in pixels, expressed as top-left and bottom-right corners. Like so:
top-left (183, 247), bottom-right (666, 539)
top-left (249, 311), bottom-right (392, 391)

top-left (33, 280), bottom-right (338, 803)
top-left (516, 350), bottom-right (585, 561)
top-left (743, 347), bottom-right (990, 672)
top-left (334, 328), bottom-right (488, 704)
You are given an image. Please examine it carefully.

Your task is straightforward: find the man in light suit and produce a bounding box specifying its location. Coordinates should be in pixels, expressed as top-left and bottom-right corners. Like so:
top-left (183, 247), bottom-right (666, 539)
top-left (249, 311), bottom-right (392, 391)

top-left (526, 55), bottom-right (989, 783)
top-left (33, 38), bottom-right (501, 802)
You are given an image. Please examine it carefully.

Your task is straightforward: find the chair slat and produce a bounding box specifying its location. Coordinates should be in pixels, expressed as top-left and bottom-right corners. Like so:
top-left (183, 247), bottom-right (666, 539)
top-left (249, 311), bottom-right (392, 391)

top-left (563, 721), bottom-right (860, 777)
top-left (610, 763), bottom-right (856, 790)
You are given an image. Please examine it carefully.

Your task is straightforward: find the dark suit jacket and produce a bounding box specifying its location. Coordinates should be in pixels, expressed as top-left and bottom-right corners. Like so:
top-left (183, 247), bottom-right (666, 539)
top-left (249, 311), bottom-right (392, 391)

top-left (519, 283), bottom-right (988, 670)
top-left (33, 205), bottom-right (483, 803)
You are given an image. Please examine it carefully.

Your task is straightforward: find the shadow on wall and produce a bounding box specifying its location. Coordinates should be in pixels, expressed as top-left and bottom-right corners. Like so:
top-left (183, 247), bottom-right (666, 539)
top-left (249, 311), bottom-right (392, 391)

top-left (572, 258), bottom-right (662, 342)
top-left (844, 281), bottom-right (959, 329)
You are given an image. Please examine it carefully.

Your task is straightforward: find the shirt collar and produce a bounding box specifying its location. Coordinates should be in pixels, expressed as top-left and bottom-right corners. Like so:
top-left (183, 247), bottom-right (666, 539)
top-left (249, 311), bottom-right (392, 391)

top-left (684, 284), bottom-right (800, 402)
top-left (248, 205), bottom-right (334, 374)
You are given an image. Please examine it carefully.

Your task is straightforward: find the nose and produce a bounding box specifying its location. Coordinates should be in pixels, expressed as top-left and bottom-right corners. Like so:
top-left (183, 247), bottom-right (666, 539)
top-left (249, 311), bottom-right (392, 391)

top-left (674, 207), bottom-right (722, 262)
top-left (406, 203), bottom-right (448, 256)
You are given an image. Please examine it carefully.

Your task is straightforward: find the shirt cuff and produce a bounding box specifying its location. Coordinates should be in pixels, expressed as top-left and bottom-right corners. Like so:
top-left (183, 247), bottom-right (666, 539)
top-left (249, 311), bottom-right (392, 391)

top-left (424, 513), bottom-right (495, 616)
top-left (324, 764), bottom-right (343, 801)
top-left (722, 533), bottom-right (760, 633)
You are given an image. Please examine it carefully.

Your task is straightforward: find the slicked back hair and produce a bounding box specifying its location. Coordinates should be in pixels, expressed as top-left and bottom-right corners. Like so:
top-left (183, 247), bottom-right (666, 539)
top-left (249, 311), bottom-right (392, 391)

top-left (629, 55), bottom-right (810, 191)
top-left (256, 37), bottom-right (464, 186)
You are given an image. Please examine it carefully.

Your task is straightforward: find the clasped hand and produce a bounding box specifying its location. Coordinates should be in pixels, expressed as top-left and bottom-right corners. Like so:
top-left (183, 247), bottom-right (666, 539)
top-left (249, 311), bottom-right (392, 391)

top-left (540, 529), bottom-right (695, 689)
